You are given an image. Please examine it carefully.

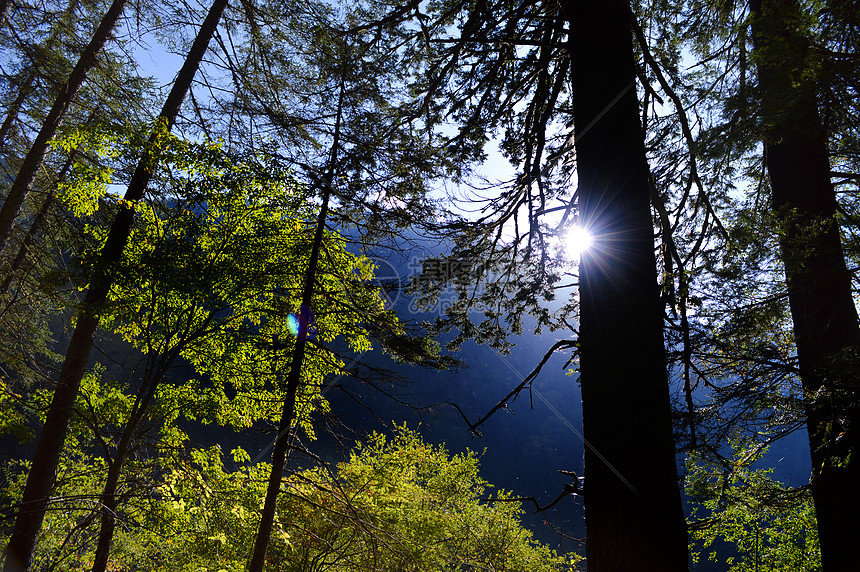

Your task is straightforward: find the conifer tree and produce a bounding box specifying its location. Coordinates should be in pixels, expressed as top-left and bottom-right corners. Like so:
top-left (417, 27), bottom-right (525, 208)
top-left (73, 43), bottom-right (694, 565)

top-left (370, 0), bottom-right (691, 567)
top-left (749, 0), bottom-right (860, 567)
top-left (565, 1), bottom-right (688, 568)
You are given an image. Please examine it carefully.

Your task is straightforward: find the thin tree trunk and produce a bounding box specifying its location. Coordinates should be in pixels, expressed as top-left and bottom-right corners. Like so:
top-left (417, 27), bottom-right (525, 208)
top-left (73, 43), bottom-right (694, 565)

top-left (90, 365), bottom-right (163, 572)
top-left (2, 1), bottom-right (228, 569)
top-left (247, 84), bottom-right (344, 572)
top-left (565, 1), bottom-right (688, 570)
top-left (0, 75), bottom-right (36, 152)
top-left (0, 0), bottom-right (81, 151)
top-left (0, 0), bottom-right (127, 255)
top-left (751, 1), bottom-right (860, 569)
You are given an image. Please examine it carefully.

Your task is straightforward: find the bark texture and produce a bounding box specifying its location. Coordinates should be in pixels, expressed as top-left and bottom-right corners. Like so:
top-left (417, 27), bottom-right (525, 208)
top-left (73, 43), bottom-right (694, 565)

top-left (565, 1), bottom-right (689, 570)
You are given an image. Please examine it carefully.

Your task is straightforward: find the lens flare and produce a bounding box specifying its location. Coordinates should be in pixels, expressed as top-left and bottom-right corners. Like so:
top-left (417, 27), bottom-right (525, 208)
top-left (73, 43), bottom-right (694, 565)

top-left (286, 314), bottom-right (300, 337)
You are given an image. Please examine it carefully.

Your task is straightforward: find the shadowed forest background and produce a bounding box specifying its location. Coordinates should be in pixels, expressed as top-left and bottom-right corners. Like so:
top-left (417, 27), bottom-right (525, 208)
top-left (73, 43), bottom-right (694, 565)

top-left (0, 0), bottom-right (858, 570)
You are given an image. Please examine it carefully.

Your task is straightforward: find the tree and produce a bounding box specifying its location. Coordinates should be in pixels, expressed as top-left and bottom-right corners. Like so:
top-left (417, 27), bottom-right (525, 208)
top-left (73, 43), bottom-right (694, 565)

top-left (344, 0), bottom-right (691, 567)
top-left (270, 425), bottom-right (578, 571)
top-left (199, 0), bottom-right (450, 238)
top-left (339, 0), bottom-right (692, 566)
top-left (75, 135), bottom-right (401, 572)
top-left (147, 426), bottom-right (576, 571)
top-left (0, 0), bottom-right (129, 254)
top-left (0, 0), bottom-right (79, 152)
top-left (2, 0), bottom-right (228, 568)
top-left (672, 0), bottom-right (860, 567)
top-left (0, 130), bottom-right (447, 569)
top-left (2, 425), bottom-right (575, 570)
top-left (749, 1), bottom-right (860, 568)
top-left (564, 1), bottom-right (688, 569)
top-left (687, 440), bottom-right (820, 571)
top-left (246, 75), bottom-right (344, 570)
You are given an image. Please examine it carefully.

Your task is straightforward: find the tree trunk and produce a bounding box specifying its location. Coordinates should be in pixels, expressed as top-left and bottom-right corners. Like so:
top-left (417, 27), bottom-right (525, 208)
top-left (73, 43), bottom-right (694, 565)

top-left (0, 0), bottom-right (81, 151)
top-left (0, 74), bottom-right (36, 151)
top-left (751, 1), bottom-right (860, 569)
top-left (90, 368), bottom-right (162, 572)
top-left (0, 0), bottom-right (128, 255)
top-left (2, 1), bottom-right (228, 569)
top-left (564, 1), bottom-right (689, 570)
top-left (246, 84), bottom-right (344, 572)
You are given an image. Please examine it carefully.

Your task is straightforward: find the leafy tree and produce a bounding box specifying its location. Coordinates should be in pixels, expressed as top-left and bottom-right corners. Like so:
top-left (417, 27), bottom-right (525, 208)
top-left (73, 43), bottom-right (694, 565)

top-left (146, 426), bottom-right (577, 571)
top-left (72, 131), bottom-right (401, 571)
top-left (0, 113), bottom-right (451, 570)
top-left (687, 440), bottom-right (820, 571)
top-left (2, 420), bottom-right (577, 570)
top-left (2, 0), bottom-right (229, 567)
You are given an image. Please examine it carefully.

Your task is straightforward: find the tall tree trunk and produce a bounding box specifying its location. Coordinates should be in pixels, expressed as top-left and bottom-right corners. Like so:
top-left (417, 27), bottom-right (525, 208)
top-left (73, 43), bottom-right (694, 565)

top-left (564, 1), bottom-right (688, 570)
top-left (0, 0), bottom-right (127, 255)
top-left (2, 1), bottom-right (228, 569)
top-left (247, 84), bottom-right (344, 572)
top-left (751, 1), bottom-right (860, 569)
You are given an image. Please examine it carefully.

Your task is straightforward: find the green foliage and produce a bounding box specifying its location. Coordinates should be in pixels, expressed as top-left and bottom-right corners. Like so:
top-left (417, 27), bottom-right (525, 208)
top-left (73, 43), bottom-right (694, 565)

top-left (0, 426), bottom-right (575, 571)
top-left (1, 395), bottom-right (110, 570)
top-left (65, 130), bottom-right (402, 438)
top-left (148, 425), bottom-right (575, 571)
top-left (0, 125), bottom-right (459, 569)
top-left (0, 380), bottom-right (32, 442)
top-left (53, 122), bottom-right (131, 217)
top-left (687, 441), bottom-right (820, 571)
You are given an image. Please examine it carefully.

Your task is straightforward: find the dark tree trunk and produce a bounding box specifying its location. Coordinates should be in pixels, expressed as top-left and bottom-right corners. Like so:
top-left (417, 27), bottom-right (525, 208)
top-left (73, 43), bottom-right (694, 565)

top-left (751, 1), bottom-right (860, 569)
top-left (2, 1), bottom-right (228, 569)
top-left (0, 0), bottom-right (128, 255)
top-left (246, 85), bottom-right (344, 572)
top-left (564, 1), bottom-right (688, 570)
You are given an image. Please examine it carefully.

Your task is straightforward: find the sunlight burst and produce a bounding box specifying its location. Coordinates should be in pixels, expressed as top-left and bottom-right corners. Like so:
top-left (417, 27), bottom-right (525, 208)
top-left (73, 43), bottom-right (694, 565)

top-left (564, 225), bottom-right (593, 258)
